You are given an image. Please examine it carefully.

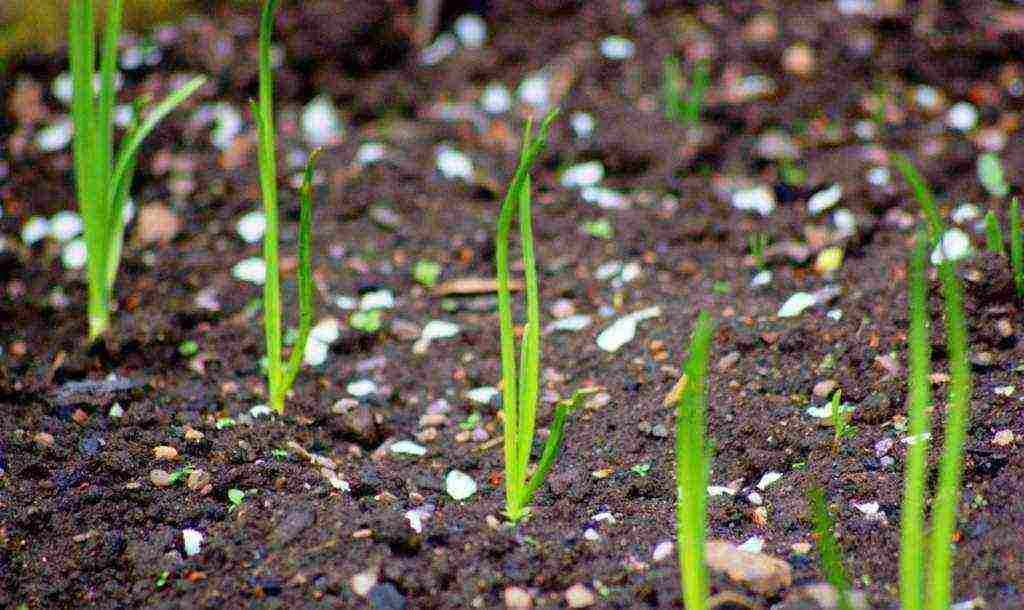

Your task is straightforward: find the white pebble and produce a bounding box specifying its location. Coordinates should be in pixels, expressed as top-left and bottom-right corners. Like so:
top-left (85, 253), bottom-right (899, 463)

top-left (517, 73), bottom-right (551, 108)
top-left (311, 317), bottom-right (340, 344)
top-left (466, 386), bottom-right (499, 404)
top-left (581, 186), bottom-right (627, 209)
top-left (737, 536), bottom-right (764, 553)
top-left (210, 103), bottom-right (242, 150)
top-left (652, 541), bottom-right (674, 562)
top-left (548, 314), bottom-right (592, 332)
top-left (600, 36), bottom-right (635, 60)
top-left (61, 239), bottom-right (88, 269)
top-left (182, 529), bottom-right (204, 557)
top-left (947, 102), bottom-right (978, 132)
top-left (36, 118), bottom-right (73, 152)
top-left (951, 204), bottom-right (981, 225)
top-left (750, 270), bottom-right (773, 288)
top-left (250, 404), bottom-right (272, 418)
top-left (866, 166), bottom-right (890, 187)
top-left (301, 95), bottom-right (344, 147)
top-left (232, 257), bottom-right (266, 285)
top-left (454, 14), bottom-right (487, 49)
top-left (347, 379), bottom-right (377, 397)
top-left (480, 83), bottom-right (512, 114)
top-left (596, 306), bottom-right (661, 352)
top-left (777, 292), bottom-right (816, 318)
top-left (355, 142), bottom-right (386, 165)
top-left (435, 146), bottom-right (474, 181)
top-left (833, 208), bottom-right (857, 235)
top-left (930, 228), bottom-right (973, 264)
top-left (304, 338), bottom-right (329, 367)
top-left (732, 186), bottom-right (776, 216)
top-left (421, 320), bottom-right (460, 340)
top-left (391, 440), bottom-right (427, 456)
top-left (570, 112), bottom-right (595, 138)
top-left (807, 184), bottom-right (842, 215)
top-left (49, 211), bottom-right (83, 242)
top-left (235, 211), bottom-right (266, 243)
top-left (560, 161), bottom-right (604, 188)
top-left (446, 470), bottom-right (477, 500)
top-left (756, 471), bottom-right (783, 490)
top-left (359, 289), bottom-right (394, 310)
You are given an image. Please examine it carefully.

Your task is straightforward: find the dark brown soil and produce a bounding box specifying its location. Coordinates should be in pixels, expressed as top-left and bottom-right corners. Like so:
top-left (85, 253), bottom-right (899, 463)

top-left (3, 1), bottom-right (1024, 608)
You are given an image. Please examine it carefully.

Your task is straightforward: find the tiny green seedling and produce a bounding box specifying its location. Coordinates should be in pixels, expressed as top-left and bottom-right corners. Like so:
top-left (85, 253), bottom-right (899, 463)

top-left (459, 411), bottom-right (481, 430)
top-left (896, 159), bottom-right (974, 610)
top-left (155, 570), bottom-right (170, 588)
top-left (254, 0), bottom-right (320, 414)
top-left (413, 260), bottom-right (442, 286)
top-left (215, 417), bottom-right (236, 430)
top-left (977, 152), bottom-right (1009, 199)
top-left (808, 487), bottom-right (854, 610)
top-left (676, 311), bottom-right (715, 610)
top-left (227, 488), bottom-right (245, 511)
top-left (497, 109), bottom-right (596, 522)
top-left (985, 210), bottom-right (1006, 255)
top-left (349, 309), bottom-right (382, 333)
top-left (830, 390), bottom-right (849, 452)
top-left (271, 448), bottom-right (289, 460)
top-left (664, 56), bottom-right (709, 128)
top-left (178, 340), bottom-right (199, 357)
top-left (582, 218), bottom-right (613, 239)
top-left (749, 233), bottom-right (769, 271)
top-left (166, 466), bottom-right (194, 485)
top-left (1011, 198), bottom-right (1024, 298)
top-left (69, 0), bottom-right (206, 340)
top-left (630, 463), bottom-right (651, 477)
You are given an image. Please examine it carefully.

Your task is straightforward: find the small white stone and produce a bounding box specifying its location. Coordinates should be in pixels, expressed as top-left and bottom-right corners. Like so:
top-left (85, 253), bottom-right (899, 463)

top-left (182, 529), bottom-right (204, 557)
top-left (480, 83), bottom-right (512, 114)
top-left (466, 386), bottom-right (499, 404)
top-left (391, 440), bottom-right (427, 456)
top-left (304, 339), bottom-right (329, 367)
top-left (405, 508), bottom-right (429, 533)
top-left (421, 320), bottom-right (460, 340)
top-left (561, 161), bottom-right (604, 189)
top-left (232, 257), bottom-right (266, 284)
top-left (827, 309), bottom-right (843, 321)
top-left (52, 72), bottom-right (74, 105)
top-left (947, 102), bottom-right (978, 132)
top-left (901, 432), bottom-right (932, 445)
top-left (833, 208), bottom-right (857, 235)
top-left (583, 528), bottom-right (600, 541)
top-left (347, 379), bottom-right (377, 397)
top-left (596, 306), bottom-right (661, 352)
top-left (750, 270), bottom-right (773, 288)
top-left (866, 166), bottom-right (890, 187)
top-left (420, 33), bottom-right (457, 66)
top-left (435, 146), bottom-right (474, 181)
top-left (600, 36), bottom-right (635, 60)
top-left (350, 569), bottom-right (378, 598)
top-left (250, 404), bottom-right (272, 418)
top-left (210, 103), bottom-right (242, 150)
top-left (652, 541), bottom-right (674, 562)
top-left (334, 295), bottom-right (358, 310)
top-left (570, 112), bottom-right (595, 138)
top-left (930, 228), bottom-right (973, 264)
top-left (737, 536), bottom-right (764, 553)
top-left (777, 292), bottom-right (816, 317)
top-left (621, 262), bottom-right (642, 283)
top-left (355, 142), bottom-right (386, 165)
top-left (581, 186), bottom-right (627, 209)
top-left (592, 511), bottom-right (617, 524)
top-left (808, 184), bottom-right (843, 215)
top-left (49, 211), bottom-right (83, 242)
top-left (595, 261), bottom-right (624, 281)
top-left (914, 85), bottom-right (941, 111)
top-left (707, 485), bottom-right (736, 496)
top-left (235, 211), bottom-right (266, 243)
top-left (302, 95), bottom-right (344, 147)
top-left (35, 118), bottom-right (73, 152)
top-left (747, 491), bottom-right (764, 505)
top-left (732, 186), bottom-right (776, 216)
top-left (359, 289), bottom-right (394, 310)
top-left (454, 14), bottom-right (487, 49)
top-left (548, 314), bottom-right (592, 332)
top-left (517, 73), bottom-right (551, 108)
top-left (311, 317), bottom-right (341, 344)
top-left (446, 470), bottom-right (477, 500)
top-left (853, 501), bottom-right (880, 516)
top-left (756, 471), bottom-right (783, 490)
top-left (61, 239), bottom-right (88, 269)
top-left (952, 204), bottom-right (981, 225)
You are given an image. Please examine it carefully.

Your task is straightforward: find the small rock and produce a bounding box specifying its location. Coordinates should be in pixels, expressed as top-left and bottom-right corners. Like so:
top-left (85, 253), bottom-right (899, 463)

top-left (564, 584), bottom-right (595, 608)
top-left (708, 591), bottom-right (760, 610)
top-left (705, 539), bottom-right (792, 596)
top-left (184, 426), bottom-right (205, 441)
top-left (778, 292), bottom-right (817, 318)
top-left (351, 567), bottom-right (379, 597)
top-left (777, 582), bottom-right (869, 610)
top-left (717, 351), bottom-right (741, 372)
top-left (153, 445), bottom-right (178, 461)
top-left (136, 203), bottom-right (181, 245)
top-left (34, 432), bottom-right (55, 448)
top-left (150, 469), bottom-right (173, 487)
top-left (813, 380), bottom-right (838, 399)
top-left (993, 429), bottom-right (1016, 446)
top-left (445, 470), bottom-right (477, 500)
top-left (652, 541), bottom-right (674, 562)
top-left (782, 43), bottom-right (815, 76)
top-left (72, 408), bottom-right (89, 424)
top-left (181, 529), bottom-right (204, 556)
top-left (504, 586), bottom-right (533, 609)
top-left (187, 469), bottom-right (210, 491)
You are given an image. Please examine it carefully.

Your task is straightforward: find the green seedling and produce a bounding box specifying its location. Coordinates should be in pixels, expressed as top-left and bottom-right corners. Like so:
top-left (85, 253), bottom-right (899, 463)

top-left (459, 411), bottom-right (482, 430)
top-left (166, 466), bottom-right (194, 485)
top-left (985, 210), bottom-right (1006, 255)
top-left (630, 463), bottom-right (651, 477)
top-left (1012, 198), bottom-right (1023, 297)
top-left (349, 309), bottom-right (382, 333)
top-left (413, 260), bottom-right (442, 286)
top-left (69, 0), bottom-right (206, 340)
top-left (155, 570), bottom-right (170, 588)
top-left (830, 389), bottom-right (849, 452)
top-left (749, 233), bottom-right (769, 270)
top-left (896, 159), bottom-right (974, 610)
top-left (215, 417), bottom-right (236, 430)
top-left (497, 109), bottom-right (595, 522)
top-left (808, 487), bottom-right (854, 610)
top-left (675, 311), bottom-right (715, 610)
top-left (254, 0), bottom-right (319, 414)
top-left (178, 340), bottom-right (199, 357)
top-left (227, 488), bottom-right (245, 511)
top-left (582, 218), bottom-right (613, 239)
top-left (664, 56), bottom-right (709, 128)
top-left (779, 157), bottom-right (806, 186)
top-left (978, 152), bottom-right (1009, 199)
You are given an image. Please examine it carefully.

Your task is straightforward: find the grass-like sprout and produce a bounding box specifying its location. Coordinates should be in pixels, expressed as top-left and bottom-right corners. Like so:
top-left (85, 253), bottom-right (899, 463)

top-left (254, 0), bottom-right (319, 414)
top-left (808, 487), bottom-right (854, 610)
top-left (748, 232), bottom-right (769, 271)
top-left (497, 108), bottom-right (598, 523)
top-left (900, 230), bottom-right (931, 610)
top-left (676, 310), bottom-right (715, 610)
top-left (984, 210), bottom-right (1006, 256)
top-left (830, 389), bottom-right (848, 453)
top-left (69, 0), bottom-right (205, 340)
top-left (1011, 197), bottom-right (1024, 298)
top-left (896, 158), bottom-right (974, 610)
top-left (663, 56), bottom-right (709, 128)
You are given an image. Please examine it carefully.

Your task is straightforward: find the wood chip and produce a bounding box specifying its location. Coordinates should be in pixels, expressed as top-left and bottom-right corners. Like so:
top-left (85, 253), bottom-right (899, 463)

top-left (433, 277), bottom-right (522, 296)
top-left (662, 373), bottom-right (688, 407)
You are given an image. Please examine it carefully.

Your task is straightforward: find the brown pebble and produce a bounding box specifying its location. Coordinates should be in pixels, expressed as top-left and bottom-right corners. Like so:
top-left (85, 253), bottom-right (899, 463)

top-left (716, 351), bottom-right (741, 373)
top-left (136, 203), bottom-right (182, 244)
top-left (352, 528), bottom-right (373, 539)
top-left (150, 469), bottom-right (173, 487)
top-left (184, 426), bottom-right (205, 441)
top-left (782, 43), bottom-right (815, 76)
top-left (564, 583), bottom-right (596, 608)
top-left (34, 432), bottom-right (55, 448)
top-left (72, 409), bottom-right (89, 424)
top-left (813, 380), bottom-right (838, 399)
top-left (504, 586), bottom-right (533, 609)
top-left (187, 469), bottom-right (210, 491)
top-left (153, 445), bottom-right (179, 461)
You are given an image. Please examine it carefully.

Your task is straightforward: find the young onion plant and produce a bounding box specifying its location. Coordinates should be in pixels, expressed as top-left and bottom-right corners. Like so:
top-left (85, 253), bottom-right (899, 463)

top-left (497, 109), bottom-right (599, 522)
top-left (70, 0), bottom-right (206, 340)
top-left (663, 56), bottom-right (709, 128)
top-left (675, 311), bottom-right (715, 610)
top-left (895, 158), bottom-right (974, 610)
top-left (254, 0), bottom-right (319, 414)
top-left (808, 486), bottom-right (854, 610)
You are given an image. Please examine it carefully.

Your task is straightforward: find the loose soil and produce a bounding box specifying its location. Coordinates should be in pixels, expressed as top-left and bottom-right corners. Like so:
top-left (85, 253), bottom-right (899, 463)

top-left (3, 1), bottom-right (1024, 608)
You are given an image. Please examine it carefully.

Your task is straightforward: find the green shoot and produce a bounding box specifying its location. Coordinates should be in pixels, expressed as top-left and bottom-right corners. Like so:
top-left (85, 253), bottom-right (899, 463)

top-left (254, 0), bottom-right (319, 414)
top-left (900, 230), bottom-right (931, 610)
top-left (830, 390), bottom-right (848, 452)
top-left (227, 488), bottom-right (245, 511)
top-left (664, 56), bottom-right (709, 128)
top-left (977, 152), bottom-right (1009, 199)
top-left (749, 233), bottom-right (769, 271)
top-left (984, 210), bottom-right (1006, 255)
top-left (896, 159), bottom-right (974, 610)
top-left (498, 109), bottom-right (595, 522)
top-left (676, 311), bottom-right (715, 610)
top-left (1011, 198), bottom-right (1024, 298)
top-left (69, 0), bottom-right (206, 340)
top-left (808, 487), bottom-right (854, 610)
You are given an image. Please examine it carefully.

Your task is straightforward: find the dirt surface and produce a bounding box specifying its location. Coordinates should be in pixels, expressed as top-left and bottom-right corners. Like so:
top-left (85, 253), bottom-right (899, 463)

top-left (3, 1), bottom-right (1024, 608)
